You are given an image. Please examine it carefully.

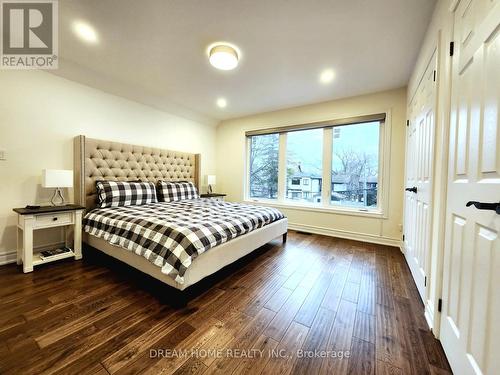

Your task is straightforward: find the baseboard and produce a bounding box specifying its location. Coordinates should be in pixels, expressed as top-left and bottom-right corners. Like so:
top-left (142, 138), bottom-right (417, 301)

top-left (425, 300), bottom-right (435, 332)
top-left (0, 251), bottom-right (16, 265)
top-left (0, 241), bottom-right (66, 266)
top-left (288, 222), bottom-right (402, 247)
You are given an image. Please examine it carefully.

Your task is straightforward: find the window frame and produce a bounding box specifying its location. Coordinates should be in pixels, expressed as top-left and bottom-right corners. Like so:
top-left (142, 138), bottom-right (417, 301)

top-left (244, 111), bottom-right (391, 218)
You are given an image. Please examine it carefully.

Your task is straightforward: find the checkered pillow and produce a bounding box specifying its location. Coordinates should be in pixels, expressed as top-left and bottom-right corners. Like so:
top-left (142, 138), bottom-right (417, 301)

top-left (96, 181), bottom-right (158, 208)
top-left (158, 181), bottom-right (199, 202)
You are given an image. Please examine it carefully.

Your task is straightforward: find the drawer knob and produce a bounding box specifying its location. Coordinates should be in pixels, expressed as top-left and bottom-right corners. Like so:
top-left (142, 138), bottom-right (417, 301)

top-left (52, 217), bottom-right (58, 221)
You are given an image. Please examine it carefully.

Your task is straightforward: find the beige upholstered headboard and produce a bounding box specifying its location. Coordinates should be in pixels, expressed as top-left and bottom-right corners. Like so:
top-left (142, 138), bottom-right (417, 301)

top-left (74, 135), bottom-right (201, 211)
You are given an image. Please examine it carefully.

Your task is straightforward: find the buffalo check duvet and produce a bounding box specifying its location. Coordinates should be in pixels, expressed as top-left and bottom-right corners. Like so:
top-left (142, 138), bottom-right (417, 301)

top-left (83, 199), bottom-right (285, 284)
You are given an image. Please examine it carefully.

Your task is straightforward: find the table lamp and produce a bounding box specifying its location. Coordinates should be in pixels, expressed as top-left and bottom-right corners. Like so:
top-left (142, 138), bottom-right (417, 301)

top-left (206, 175), bottom-right (216, 194)
top-left (42, 169), bottom-right (73, 206)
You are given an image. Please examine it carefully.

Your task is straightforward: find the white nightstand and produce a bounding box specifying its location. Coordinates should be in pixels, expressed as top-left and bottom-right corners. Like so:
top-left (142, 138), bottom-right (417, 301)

top-left (13, 204), bottom-right (85, 273)
top-left (200, 193), bottom-right (226, 201)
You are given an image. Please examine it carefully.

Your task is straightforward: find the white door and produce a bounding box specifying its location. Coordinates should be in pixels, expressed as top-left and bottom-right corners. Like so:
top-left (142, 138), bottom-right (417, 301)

top-left (403, 51), bottom-right (437, 301)
top-left (440, 1), bottom-right (500, 374)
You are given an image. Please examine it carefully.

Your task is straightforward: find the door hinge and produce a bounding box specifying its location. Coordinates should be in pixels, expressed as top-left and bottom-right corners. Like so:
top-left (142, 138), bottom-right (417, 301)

top-left (433, 70), bottom-right (436, 82)
top-left (438, 298), bottom-right (443, 312)
top-left (424, 276), bottom-right (427, 287)
top-left (449, 41), bottom-right (455, 56)
top-left (402, 234), bottom-right (405, 241)
top-left (406, 120), bottom-right (409, 127)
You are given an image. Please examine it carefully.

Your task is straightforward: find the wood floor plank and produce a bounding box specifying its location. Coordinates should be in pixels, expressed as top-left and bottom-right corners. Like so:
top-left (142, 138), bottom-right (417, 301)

top-left (242, 274), bottom-right (287, 317)
top-left (102, 305), bottom-right (204, 373)
top-left (376, 360), bottom-right (403, 375)
top-left (263, 286), bottom-right (309, 341)
top-left (260, 321), bottom-right (309, 375)
top-left (341, 281), bottom-right (360, 304)
top-left (347, 337), bottom-right (375, 375)
top-left (320, 299), bottom-right (357, 375)
top-left (232, 334), bottom-right (279, 375)
top-left (204, 308), bottom-right (275, 374)
top-left (375, 304), bottom-right (402, 367)
top-left (321, 264), bottom-right (349, 312)
top-left (393, 296), bottom-right (430, 375)
top-left (140, 317), bottom-right (223, 375)
top-left (264, 286), bottom-right (293, 312)
top-left (172, 357), bottom-right (208, 375)
top-left (292, 307), bottom-right (336, 374)
top-left (79, 362), bottom-right (110, 375)
top-left (294, 271), bottom-right (333, 327)
top-left (196, 309), bottom-right (251, 367)
top-left (111, 321), bottom-right (196, 375)
top-left (388, 258), bottom-right (409, 298)
top-left (418, 329), bottom-right (452, 372)
top-left (353, 311), bottom-right (375, 344)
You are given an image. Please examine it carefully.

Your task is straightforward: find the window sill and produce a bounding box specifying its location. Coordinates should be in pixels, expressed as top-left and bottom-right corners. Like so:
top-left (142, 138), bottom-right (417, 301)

top-left (244, 199), bottom-right (386, 219)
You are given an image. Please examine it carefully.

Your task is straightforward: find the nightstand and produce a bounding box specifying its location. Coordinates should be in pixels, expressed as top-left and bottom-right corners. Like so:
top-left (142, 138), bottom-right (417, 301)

top-left (200, 193), bottom-right (227, 201)
top-left (13, 204), bottom-right (85, 273)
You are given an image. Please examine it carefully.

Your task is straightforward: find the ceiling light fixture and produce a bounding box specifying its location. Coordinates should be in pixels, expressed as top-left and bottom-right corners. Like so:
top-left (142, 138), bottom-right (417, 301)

top-left (208, 43), bottom-right (240, 70)
top-left (320, 69), bottom-right (335, 84)
top-left (72, 21), bottom-right (98, 44)
top-left (216, 98), bottom-right (227, 108)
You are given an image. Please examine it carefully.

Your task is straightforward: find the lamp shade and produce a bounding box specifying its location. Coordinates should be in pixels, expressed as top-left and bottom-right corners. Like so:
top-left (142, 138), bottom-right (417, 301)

top-left (206, 175), bottom-right (216, 185)
top-left (42, 169), bottom-right (73, 188)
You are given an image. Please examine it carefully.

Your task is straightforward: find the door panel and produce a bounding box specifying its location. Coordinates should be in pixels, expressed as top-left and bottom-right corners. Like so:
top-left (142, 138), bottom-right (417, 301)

top-left (440, 1), bottom-right (500, 374)
top-left (404, 51), bottom-right (437, 301)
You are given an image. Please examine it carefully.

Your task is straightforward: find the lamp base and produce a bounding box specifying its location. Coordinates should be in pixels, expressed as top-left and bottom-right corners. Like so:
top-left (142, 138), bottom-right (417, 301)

top-left (50, 188), bottom-right (65, 206)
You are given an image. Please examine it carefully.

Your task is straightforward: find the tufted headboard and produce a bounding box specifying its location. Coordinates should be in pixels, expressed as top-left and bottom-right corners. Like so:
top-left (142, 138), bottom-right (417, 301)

top-left (74, 135), bottom-right (201, 211)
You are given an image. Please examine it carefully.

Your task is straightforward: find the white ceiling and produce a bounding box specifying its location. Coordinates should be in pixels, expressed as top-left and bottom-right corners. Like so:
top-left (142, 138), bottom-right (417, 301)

top-left (54, 0), bottom-right (436, 123)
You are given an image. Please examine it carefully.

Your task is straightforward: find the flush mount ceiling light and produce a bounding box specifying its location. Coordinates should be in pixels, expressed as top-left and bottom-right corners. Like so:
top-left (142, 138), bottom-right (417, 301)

top-left (207, 43), bottom-right (240, 70)
top-left (319, 69), bottom-right (335, 84)
top-left (216, 98), bottom-right (227, 108)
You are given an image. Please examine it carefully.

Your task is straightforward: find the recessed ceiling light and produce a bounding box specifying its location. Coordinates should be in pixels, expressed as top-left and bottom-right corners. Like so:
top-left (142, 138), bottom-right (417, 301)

top-left (207, 42), bottom-right (240, 70)
top-left (320, 69), bottom-right (335, 84)
top-left (72, 21), bottom-right (98, 44)
top-left (216, 98), bottom-right (227, 108)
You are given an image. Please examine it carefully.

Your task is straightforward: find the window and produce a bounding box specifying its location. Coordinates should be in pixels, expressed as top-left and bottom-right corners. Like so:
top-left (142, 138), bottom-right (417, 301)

top-left (245, 113), bottom-right (386, 215)
top-left (248, 133), bottom-right (279, 199)
top-left (286, 129), bottom-right (322, 203)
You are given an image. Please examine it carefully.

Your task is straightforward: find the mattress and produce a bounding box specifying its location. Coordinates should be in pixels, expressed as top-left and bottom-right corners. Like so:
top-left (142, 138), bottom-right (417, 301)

top-left (83, 199), bottom-right (285, 284)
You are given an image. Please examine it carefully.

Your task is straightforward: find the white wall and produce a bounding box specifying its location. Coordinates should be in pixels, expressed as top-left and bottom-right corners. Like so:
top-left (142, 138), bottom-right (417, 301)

top-left (216, 87), bottom-right (407, 246)
top-left (0, 70), bottom-right (216, 263)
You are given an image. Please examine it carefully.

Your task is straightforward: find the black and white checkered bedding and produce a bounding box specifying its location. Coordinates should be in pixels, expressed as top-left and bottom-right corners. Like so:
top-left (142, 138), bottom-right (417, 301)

top-left (158, 181), bottom-right (199, 202)
top-left (96, 181), bottom-right (158, 208)
top-left (83, 199), bottom-right (285, 284)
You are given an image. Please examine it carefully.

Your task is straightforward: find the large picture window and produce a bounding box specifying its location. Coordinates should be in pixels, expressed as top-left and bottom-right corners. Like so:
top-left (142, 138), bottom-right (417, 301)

top-left (246, 113), bottom-right (387, 215)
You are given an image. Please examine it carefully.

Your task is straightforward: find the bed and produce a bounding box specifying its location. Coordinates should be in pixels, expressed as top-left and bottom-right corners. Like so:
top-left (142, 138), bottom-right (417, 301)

top-left (73, 135), bottom-right (288, 292)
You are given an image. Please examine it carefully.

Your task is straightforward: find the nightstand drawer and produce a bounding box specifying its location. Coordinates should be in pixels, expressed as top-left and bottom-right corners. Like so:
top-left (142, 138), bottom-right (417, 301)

top-left (34, 212), bottom-right (73, 228)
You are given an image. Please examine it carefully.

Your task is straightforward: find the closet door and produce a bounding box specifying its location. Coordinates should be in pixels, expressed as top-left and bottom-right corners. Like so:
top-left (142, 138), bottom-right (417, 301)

top-left (403, 51), bottom-right (437, 302)
top-left (440, 1), bottom-right (500, 374)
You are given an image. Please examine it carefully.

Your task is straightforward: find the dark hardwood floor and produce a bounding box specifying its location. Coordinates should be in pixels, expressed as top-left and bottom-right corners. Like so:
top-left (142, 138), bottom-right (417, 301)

top-left (0, 231), bottom-right (452, 375)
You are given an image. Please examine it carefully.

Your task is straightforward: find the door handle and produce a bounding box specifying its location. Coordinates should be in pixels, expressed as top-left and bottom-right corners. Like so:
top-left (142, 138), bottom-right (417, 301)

top-left (405, 187), bottom-right (418, 194)
top-left (466, 201), bottom-right (500, 214)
